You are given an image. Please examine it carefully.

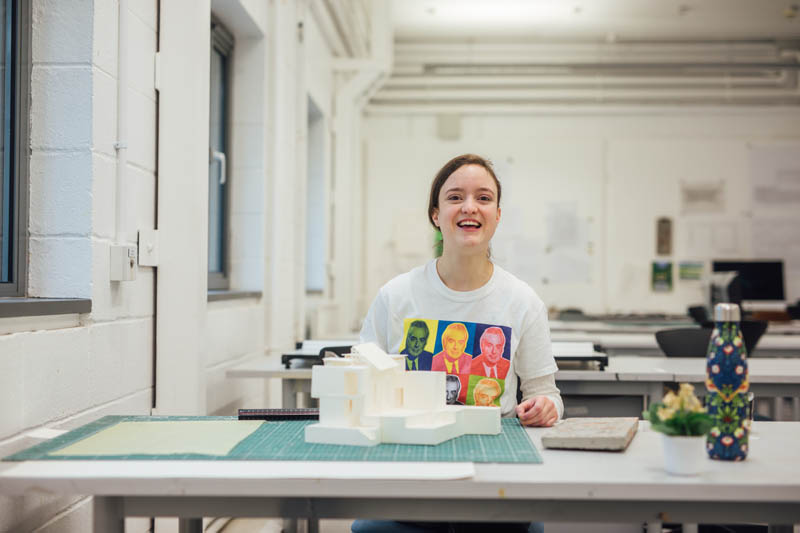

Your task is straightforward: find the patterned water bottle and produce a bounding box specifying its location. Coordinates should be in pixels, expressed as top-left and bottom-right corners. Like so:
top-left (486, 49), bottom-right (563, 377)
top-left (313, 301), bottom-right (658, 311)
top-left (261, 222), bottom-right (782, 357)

top-left (705, 303), bottom-right (749, 460)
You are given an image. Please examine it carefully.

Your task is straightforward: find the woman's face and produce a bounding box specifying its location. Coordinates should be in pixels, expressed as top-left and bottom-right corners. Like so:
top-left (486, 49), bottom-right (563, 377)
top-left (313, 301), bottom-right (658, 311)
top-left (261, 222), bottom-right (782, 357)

top-left (431, 164), bottom-right (500, 254)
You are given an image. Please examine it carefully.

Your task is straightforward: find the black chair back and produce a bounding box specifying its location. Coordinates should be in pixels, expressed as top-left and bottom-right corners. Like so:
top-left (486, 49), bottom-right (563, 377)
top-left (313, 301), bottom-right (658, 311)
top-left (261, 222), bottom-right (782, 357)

top-left (655, 320), bottom-right (768, 358)
top-left (740, 320), bottom-right (767, 356)
top-left (318, 345), bottom-right (352, 358)
top-left (655, 328), bottom-right (712, 357)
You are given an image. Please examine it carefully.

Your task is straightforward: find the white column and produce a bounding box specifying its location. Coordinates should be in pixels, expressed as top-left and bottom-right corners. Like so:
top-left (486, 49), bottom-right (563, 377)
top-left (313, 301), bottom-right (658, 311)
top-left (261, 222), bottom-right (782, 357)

top-left (155, 0), bottom-right (210, 414)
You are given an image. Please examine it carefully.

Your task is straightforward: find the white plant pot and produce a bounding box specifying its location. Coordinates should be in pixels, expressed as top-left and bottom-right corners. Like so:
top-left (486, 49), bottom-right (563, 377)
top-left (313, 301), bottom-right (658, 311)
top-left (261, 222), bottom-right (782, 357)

top-left (660, 434), bottom-right (706, 476)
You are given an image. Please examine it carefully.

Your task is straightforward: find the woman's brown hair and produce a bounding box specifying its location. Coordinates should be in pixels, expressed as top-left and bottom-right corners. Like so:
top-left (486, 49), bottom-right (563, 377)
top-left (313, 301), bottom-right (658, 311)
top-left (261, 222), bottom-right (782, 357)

top-left (427, 154), bottom-right (501, 230)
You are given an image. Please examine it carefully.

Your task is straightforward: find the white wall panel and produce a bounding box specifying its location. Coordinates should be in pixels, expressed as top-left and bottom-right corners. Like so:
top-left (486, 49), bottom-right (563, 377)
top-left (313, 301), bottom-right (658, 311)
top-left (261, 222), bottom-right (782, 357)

top-left (92, 0), bottom-right (118, 76)
top-left (22, 327), bottom-right (91, 426)
top-left (88, 319), bottom-right (154, 405)
top-left (363, 110), bottom-right (800, 315)
top-left (127, 11), bottom-right (157, 101)
top-left (0, 333), bottom-right (25, 437)
top-left (127, 89), bottom-right (158, 172)
top-left (91, 67), bottom-right (118, 158)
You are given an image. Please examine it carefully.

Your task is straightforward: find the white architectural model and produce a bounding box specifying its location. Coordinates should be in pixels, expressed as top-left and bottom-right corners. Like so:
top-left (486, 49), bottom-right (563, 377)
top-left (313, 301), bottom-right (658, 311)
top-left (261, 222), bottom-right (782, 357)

top-left (305, 342), bottom-right (501, 446)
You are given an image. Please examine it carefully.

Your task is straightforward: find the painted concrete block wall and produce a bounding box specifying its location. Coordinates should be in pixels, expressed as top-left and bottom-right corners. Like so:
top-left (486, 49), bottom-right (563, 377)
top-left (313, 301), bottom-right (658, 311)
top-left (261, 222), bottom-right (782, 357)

top-left (28, 0), bottom-right (93, 299)
top-left (1, 0), bottom-right (364, 530)
top-left (362, 109), bottom-right (800, 316)
top-left (0, 1), bottom-right (156, 531)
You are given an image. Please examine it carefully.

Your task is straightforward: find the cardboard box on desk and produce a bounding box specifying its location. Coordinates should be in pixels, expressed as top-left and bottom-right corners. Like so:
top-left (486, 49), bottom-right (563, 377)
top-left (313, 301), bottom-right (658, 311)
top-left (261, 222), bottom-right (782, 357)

top-left (541, 417), bottom-right (639, 451)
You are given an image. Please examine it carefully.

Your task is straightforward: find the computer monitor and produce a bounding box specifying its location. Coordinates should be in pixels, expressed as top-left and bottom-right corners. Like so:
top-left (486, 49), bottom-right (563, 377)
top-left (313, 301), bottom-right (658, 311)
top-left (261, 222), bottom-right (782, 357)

top-left (711, 260), bottom-right (785, 301)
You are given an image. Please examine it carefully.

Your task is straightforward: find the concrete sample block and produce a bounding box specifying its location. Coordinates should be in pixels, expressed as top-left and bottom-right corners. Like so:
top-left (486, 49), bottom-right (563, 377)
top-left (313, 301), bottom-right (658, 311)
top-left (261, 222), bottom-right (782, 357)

top-left (305, 342), bottom-right (501, 446)
top-left (541, 417), bottom-right (639, 451)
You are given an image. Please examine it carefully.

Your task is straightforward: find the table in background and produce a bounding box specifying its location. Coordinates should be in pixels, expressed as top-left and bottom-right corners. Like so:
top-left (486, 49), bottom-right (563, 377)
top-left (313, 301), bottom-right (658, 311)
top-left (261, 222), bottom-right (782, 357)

top-left (552, 330), bottom-right (800, 357)
top-left (228, 356), bottom-right (800, 420)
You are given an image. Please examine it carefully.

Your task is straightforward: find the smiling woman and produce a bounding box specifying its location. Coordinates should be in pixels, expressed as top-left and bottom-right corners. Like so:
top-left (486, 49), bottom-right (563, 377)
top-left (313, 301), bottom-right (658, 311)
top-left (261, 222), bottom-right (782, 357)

top-left (362, 153), bottom-right (561, 420)
top-left (354, 153), bottom-right (559, 531)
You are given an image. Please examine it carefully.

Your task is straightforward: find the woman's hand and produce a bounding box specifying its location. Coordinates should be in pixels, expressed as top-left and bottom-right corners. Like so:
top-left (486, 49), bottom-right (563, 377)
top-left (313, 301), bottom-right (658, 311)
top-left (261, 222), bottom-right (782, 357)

top-left (516, 396), bottom-right (558, 427)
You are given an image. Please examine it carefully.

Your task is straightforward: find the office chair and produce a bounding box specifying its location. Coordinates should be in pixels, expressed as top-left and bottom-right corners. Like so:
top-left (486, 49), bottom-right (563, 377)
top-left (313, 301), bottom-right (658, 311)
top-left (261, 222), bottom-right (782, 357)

top-left (319, 345), bottom-right (352, 358)
top-left (655, 321), bottom-right (768, 358)
top-left (687, 305), bottom-right (713, 328)
top-left (655, 327), bottom-right (713, 357)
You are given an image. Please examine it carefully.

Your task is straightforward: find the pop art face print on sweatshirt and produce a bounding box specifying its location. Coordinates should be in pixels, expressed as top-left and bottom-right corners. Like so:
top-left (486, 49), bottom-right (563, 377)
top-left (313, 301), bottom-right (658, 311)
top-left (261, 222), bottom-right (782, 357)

top-left (360, 260), bottom-right (558, 416)
top-left (399, 317), bottom-right (512, 407)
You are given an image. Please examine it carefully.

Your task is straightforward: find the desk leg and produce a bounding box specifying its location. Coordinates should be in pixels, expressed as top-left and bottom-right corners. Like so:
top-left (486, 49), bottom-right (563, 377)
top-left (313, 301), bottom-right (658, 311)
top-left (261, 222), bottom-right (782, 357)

top-left (93, 496), bottom-right (124, 533)
top-left (645, 383), bottom-right (665, 410)
top-left (178, 518), bottom-right (202, 533)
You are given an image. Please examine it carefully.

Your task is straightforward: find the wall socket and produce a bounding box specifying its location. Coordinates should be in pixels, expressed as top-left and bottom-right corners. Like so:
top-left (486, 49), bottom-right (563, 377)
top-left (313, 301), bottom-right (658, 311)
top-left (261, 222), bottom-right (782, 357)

top-left (110, 244), bottom-right (138, 281)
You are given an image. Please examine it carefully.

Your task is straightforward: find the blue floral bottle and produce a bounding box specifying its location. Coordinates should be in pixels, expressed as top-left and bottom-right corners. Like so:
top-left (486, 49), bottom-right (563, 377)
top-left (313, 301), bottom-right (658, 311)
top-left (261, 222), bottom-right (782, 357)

top-left (705, 303), bottom-right (749, 460)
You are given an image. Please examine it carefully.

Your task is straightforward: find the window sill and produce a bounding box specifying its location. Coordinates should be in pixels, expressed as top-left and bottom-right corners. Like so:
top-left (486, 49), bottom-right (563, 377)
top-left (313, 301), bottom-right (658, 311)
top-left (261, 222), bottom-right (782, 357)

top-left (207, 289), bottom-right (262, 303)
top-left (0, 297), bottom-right (92, 318)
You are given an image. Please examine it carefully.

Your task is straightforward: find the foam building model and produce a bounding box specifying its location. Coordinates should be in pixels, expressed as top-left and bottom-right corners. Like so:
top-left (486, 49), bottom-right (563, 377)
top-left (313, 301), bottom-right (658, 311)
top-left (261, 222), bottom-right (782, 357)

top-left (304, 342), bottom-right (501, 446)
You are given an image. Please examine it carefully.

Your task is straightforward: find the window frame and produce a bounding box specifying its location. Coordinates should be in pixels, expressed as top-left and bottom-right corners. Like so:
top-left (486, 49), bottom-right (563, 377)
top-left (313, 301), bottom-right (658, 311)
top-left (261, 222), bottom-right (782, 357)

top-left (208, 18), bottom-right (233, 291)
top-left (0, 0), bottom-right (30, 297)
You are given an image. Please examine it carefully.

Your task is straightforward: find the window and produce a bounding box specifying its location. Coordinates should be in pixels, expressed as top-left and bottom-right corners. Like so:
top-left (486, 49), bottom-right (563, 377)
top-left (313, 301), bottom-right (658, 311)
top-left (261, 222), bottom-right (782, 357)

top-left (0, 0), bottom-right (29, 297)
top-left (208, 20), bottom-right (233, 290)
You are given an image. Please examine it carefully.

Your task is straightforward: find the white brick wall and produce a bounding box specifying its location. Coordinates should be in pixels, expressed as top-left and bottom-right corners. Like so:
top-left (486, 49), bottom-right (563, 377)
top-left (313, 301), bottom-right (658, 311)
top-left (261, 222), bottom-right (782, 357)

top-left (2, 0), bottom-right (349, 530)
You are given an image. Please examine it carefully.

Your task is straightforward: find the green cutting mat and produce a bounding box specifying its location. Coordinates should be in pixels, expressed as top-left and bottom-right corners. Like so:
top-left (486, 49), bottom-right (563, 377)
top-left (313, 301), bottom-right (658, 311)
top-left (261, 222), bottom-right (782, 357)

top-left (4, 416), bottom-right (541, 464)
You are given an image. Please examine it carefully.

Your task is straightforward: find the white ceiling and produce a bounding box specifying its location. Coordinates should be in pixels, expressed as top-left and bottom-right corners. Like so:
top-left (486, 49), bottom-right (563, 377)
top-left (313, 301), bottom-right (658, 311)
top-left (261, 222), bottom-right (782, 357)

top-left (392, 0), bottom-right (800, 42)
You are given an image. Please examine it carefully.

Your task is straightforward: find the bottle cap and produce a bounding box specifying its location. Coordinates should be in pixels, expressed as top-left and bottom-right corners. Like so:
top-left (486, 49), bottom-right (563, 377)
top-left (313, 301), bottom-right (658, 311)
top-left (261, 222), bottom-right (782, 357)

top-left (714, 302), bottom-right (741, 322)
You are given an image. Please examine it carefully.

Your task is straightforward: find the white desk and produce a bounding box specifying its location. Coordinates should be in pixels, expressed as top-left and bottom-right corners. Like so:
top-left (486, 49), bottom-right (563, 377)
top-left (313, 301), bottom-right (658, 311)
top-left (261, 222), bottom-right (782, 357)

top-left (2, 422), bottom-right (799, 532)
top-left (551, 331), bottom-right (800, 357)
top-left (558, 356), bottom-right (800, 420)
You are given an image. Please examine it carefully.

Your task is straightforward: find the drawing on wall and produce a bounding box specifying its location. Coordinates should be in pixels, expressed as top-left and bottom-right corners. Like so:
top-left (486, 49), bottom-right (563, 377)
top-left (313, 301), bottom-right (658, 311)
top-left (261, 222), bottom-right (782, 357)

top-left (679, 261), bottom-right (704, 280)
top-left (680, 180), bottom-right (725, 214)
top-left (748, 144), bottom-right (800, 299)
top-left (686, 221), bottom-right (740, 257)
top-left (656, 217), bottom-right (672, 256)
top-left (543, 202), bottom-right (592, 284)
top-left (652, 261), bottom-right (673, 292)
top-left (749, 144), bottom-right (800, 211)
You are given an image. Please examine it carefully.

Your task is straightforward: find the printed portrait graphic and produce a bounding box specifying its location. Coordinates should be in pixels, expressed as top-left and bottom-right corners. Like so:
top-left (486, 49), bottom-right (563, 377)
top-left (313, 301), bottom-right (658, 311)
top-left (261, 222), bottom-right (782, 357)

top-left (467, 376), bottom-right (505, 407)
top-left (471, 325), bottom-right (511, 380)
top-left (445, 374), bottom-right (462, 405)
top-left (432, 321), bottom-right (475, 375)
top-left (402, 317), bottom-right (511, 407)
top-left (399, 318), bottom-right (436, 371)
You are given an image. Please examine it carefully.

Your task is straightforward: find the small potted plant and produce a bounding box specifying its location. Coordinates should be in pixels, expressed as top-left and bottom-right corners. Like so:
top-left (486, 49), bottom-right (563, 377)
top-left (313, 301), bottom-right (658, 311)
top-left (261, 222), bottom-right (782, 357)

top-left (644, 383), bottom-right (713, 476)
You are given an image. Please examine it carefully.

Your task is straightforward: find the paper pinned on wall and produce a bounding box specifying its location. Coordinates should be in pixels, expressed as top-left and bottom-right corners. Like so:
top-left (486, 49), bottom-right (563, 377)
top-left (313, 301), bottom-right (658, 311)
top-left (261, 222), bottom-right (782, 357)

top-left (542, 202), bottom-right (592, 284)
top-left (685, 221), bottom-right (740, 256)
top-left (751, 218), bottom-right (800, 299)
top-left (679, 261), bottom-right (704, 280)
top-left (749, 144), bottom-right (800, 210)
top-left (680, 181), bottom-right (725, 214)
top-left (544, 249), bottom-right (591, 284)
top-left (546, 202), bottom-right (581, 247)
top-left (493, 155), bottom-right (515, 200)
top-left (712, 224), bottom-right (737, 254)
top-left (652, 261), bottom-right (673, 292)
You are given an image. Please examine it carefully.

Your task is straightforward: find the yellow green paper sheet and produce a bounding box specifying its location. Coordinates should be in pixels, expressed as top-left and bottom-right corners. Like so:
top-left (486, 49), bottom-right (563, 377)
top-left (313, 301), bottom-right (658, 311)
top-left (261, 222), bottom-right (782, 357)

top-left (50, 420), bottom-right (263, 456)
